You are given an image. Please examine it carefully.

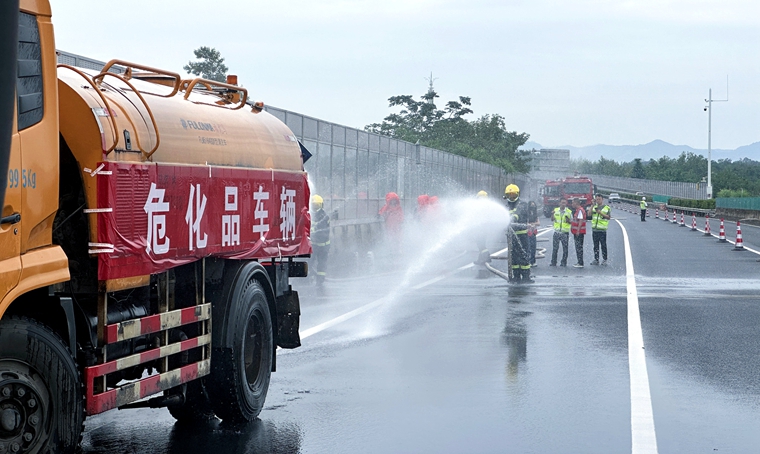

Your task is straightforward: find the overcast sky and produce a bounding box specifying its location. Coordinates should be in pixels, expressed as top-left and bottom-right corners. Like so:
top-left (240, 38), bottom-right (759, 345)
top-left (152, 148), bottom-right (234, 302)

top-left (51, 0), bottom-right (759, 150)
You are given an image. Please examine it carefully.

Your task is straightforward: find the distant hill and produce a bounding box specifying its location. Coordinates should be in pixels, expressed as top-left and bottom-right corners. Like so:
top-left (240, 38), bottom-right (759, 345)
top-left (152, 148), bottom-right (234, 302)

top-left (519, 140), bottom-right (760, 162)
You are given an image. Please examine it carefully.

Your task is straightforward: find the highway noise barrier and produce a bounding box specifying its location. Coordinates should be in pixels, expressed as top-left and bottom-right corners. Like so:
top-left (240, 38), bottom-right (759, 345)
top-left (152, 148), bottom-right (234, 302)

top-left (718, 219), bottom-right (727, 242)
top-left (733, 221), bottom-right (745, 251)
top-left (679, 211), bottom-right (686, 227)
top-left (691, 214), bottom-right (697, 231)
top-left (704, 215), bottom-right (711, 236)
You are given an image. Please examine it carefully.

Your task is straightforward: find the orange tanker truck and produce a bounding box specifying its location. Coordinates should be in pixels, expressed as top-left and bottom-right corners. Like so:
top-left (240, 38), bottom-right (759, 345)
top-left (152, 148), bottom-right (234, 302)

top-left (1, 2), bottom-right (312, 452)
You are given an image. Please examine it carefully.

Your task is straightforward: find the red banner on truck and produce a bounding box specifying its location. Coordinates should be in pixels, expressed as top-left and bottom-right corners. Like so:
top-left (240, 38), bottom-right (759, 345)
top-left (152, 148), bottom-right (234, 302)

top-left (95, 162), bottom-right (311, 280)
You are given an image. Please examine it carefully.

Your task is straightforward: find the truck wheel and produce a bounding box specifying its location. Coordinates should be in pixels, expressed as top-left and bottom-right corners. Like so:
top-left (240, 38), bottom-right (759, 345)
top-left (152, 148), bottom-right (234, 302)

top-left (167, 381), bottom-right (215, 423)
top-left (208, 276), bottom-right (272, 423)
top-left (0, 317), bottom-right (84, 454)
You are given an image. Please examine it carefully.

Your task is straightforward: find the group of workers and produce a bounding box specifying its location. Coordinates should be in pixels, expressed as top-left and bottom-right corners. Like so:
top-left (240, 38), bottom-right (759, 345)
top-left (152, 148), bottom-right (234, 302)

top-left (547, 193), bottom-right (611, 269)
top-left (497, 184), bottom-right (611, 283)
top-left (310, 184), bottom-right (616, 287)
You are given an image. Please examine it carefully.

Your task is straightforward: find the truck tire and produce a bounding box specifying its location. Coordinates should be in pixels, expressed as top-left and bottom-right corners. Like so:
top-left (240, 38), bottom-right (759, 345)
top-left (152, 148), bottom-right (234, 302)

top-left (167, 380), bottom-right (215, 423)
top-left (0, 316), bottom-right (84, 454)
top-left (208, 275), bottom-right (273, 423)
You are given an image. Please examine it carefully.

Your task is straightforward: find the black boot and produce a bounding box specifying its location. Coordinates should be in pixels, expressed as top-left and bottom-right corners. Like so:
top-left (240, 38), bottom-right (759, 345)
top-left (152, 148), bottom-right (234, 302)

top-left (522, 267), bottom-right (534, 283)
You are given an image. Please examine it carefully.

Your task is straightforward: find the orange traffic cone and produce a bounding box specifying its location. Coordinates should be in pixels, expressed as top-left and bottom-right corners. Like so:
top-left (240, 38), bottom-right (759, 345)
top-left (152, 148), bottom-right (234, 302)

top-left (718, 219), bottom-right (727, 242)
top-left (679, 211), bottom-right (685, 227)
top-left (733, 221), bottom-right (745, 251)
top-left (672, 210), bottom-right (678, 224)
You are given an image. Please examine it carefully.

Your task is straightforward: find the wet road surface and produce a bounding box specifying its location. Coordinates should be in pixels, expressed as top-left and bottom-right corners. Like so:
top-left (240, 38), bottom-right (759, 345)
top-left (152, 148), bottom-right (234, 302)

top-left (81, 206), bottom-right (760, 453)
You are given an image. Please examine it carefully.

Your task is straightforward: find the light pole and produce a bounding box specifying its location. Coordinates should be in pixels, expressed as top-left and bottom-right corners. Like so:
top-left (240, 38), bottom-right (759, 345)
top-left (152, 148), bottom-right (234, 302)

top-left (704, 81), bottom-right (728, 198)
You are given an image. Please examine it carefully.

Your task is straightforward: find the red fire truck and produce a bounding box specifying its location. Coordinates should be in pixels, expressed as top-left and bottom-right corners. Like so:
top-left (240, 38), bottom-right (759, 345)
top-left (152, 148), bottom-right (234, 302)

top-left (541, 176), bottom-right (595, 217)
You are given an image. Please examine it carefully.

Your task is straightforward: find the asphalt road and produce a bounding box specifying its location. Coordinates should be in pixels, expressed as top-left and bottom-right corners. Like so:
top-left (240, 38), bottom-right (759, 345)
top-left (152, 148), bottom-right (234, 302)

top-left (81, 205), bottom-right (760, 454)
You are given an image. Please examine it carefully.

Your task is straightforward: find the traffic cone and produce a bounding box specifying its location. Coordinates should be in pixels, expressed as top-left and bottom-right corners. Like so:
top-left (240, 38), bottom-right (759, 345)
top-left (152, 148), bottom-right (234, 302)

top-left (646, 209), bottom-right (650, 217)
top-left (655, 208), bottom-right (659, 219)
top-left (704, 215), bottom-right (711, 236)
top-left (691, 214), bottom-right (697, 231)
top-left (664, 209), bottom-right (669, 222)
top-left (718, 219), bottom-right (727, 242)
top-left (733, 221), bottom-right (745, 251)
top-left (679, 211), bottom-right (685, 227)
top-left (672, 210), bottom-right (678, 224)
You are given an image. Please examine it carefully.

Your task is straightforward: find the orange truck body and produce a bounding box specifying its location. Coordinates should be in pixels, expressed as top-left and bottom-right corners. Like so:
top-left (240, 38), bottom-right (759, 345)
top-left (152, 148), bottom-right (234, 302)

top-left (1, 1), bottom-right (310, 451)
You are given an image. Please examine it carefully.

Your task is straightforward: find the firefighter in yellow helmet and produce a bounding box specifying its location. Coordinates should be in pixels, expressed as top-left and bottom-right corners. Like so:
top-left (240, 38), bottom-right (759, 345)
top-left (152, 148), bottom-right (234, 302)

top-left (310, 194), bottom-right (330, 287)
top-left (503, 184), bottom-right (532, 283)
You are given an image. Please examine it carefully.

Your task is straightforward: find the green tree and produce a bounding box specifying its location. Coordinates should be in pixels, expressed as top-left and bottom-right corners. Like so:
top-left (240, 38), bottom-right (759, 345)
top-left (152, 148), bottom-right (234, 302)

top-left (183, 46), bottom-right (228, 82)
top-left (631, 158), bottom-right (645, 179)
top-left (573, 152), bottom-right (760, 197)
top-left (366, 89), bottom-right (531, 173)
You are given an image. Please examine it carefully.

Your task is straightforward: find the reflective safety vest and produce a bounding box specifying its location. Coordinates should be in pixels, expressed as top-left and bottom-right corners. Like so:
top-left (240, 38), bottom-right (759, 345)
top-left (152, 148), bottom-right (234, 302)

top-left (552, 207), bottom-right (572, 233)
top-left (640, 200), bottom-right (648, 210)
top-left (591, 204), bottom-right (611, 231)
top-left (571, 207), bottom-right (587, 235)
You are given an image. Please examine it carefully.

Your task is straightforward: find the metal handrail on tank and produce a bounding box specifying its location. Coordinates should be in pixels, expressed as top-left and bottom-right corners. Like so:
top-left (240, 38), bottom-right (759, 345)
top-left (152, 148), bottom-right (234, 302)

top-left (57, 64), bottom-right (120, 154)
top-left (92, 72), bottom-right (161, 159)
top-left (182, 78), bottom-right (248, 110)
top-left (179, 79), bottom-right (215, 92)
top-left (95, 59), bottom-right (181, 98)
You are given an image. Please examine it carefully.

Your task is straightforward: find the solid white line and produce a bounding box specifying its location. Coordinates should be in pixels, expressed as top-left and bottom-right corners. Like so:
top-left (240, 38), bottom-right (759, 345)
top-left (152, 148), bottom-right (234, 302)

top-left (298, 226), bottom-right (554, 341)
top-left (695, 228), bottom-right (760, 255)
top-left (615, 219), bottom-right (659, 454)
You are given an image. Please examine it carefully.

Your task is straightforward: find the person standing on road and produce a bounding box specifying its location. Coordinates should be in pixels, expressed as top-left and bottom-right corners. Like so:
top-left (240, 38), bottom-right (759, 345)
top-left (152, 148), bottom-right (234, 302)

top-left (527, 201), bottom-right (540, 267)
top-left (504, 184), bottom-right (532, 283)
top-left (640, 197), bottom-right (648, 222)
top-left (549, 198), bottom-right (572, 267)
top-left (570, 198), bottom-right (587, 268)
top-left (310, 194), bottom-right (330, 287)
top-left (590, 194), bottom-right (611, 265)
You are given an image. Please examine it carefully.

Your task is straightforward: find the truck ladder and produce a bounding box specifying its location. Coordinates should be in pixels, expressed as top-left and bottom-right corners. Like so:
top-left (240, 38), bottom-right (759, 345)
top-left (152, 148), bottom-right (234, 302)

top-left (84, 262), bottom-right (211, 415)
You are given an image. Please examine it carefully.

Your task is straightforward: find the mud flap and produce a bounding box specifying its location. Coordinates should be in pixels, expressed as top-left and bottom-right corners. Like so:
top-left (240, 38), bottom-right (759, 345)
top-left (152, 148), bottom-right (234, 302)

top-left (275, 290), bottom-right (301, 349)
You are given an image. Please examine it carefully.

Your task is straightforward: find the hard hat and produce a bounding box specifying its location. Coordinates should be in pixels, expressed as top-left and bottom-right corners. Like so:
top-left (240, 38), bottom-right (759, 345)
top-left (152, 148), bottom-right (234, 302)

top-left (311, 194), bottom-right (323, 208)
top-left (642, 196), bottom-right (646, 200)
top-left (477, 190), bottom-right (488, 198)
top-left (504, 184), bottom-right (520, 195)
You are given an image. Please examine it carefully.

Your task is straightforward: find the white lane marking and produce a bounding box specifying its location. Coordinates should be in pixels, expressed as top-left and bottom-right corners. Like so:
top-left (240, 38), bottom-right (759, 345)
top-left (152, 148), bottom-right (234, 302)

top-left (299, 244), bottom-right (507, 340)
top-left (695, 226), bottom-right (760, 255)
top-left (298, 229), bottom-right (553, 341)
top-left (297, 226), bottom-right (554, 341)
top-left (615, 219), bottom-right (659, 454)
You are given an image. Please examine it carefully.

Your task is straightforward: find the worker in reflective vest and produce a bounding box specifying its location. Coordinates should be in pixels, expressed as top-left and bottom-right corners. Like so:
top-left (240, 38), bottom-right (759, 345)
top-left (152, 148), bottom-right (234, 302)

top-left (570, 198), bottom-right (587, 268)
top-left (504, 184), bottom-right (532, 283)
top-left (590, 194), bottom-right (611, 265)
top-left (310, 194), bottom-right (330, 287)
top-left (550, 198), bottom-right (572, 267)
top-left (640, 197), bottom-right (648, 222)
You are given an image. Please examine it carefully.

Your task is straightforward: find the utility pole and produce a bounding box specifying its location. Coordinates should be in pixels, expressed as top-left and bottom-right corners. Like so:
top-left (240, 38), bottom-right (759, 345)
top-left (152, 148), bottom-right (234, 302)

top-left (424, 72), bottom-right (438, 104)
top-left (704, 77), bottom-right (728, 199)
